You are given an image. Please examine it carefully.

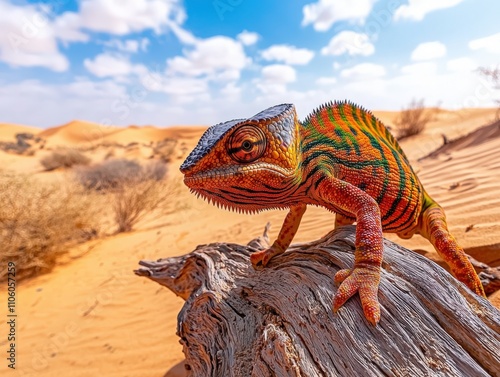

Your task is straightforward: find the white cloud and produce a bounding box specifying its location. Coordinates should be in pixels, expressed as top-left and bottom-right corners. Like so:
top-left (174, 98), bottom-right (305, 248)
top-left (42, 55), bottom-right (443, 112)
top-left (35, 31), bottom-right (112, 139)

top-left (159, 33), bottom-right (250, 102)
top-left (0, 75), bottom-right (217, 127)
top-left (52, 12), bottom-right (89, 43)
top-left (220, 82), bottom-right (242, 100)
top-left (261, 44), bottom-right (314, 65)
top-left (0, 1), bottom-right (76, 71)
top-left (410, 41), bottom-right (447, 61)
top-left (394, 0), bottom-right (464, 21)
top-left (337, 70), bottom-right (487, 112)
top-left (262, 64), bottom-right (296, 83)
top-left (84, 53), bottom-right (145, 78)
top-left (102, 38), bottom-right (150, 53)
top-left (321, 31), bottom-right (374, 56)
top-left (401, 62), bottom-right (438, 76)
top-left (446, 57), bottom-right (477, 73)
top-left (256, 64), bottom-right (296, 94)
top-left (316, 77), bottom-right (338, 86)
top-left (469, 32), bottom-right (500, 54)
top-left (155, 76), bottom-right (208, 95)
top-left (2, 67), bottom-right (497, 131)
top-left (0, 78), bottom-right (128, 127)
top-left (168, 21), bottom-right (197, 45)
top-left (63, 0), bottom-right (185, 35)
top-left (237, 30), bottom-right (259, 46)
top-left (340, 63), bottom-right (385, 80)
top-left (167, 36), bottom-right (249, 79)
top-left (302, 0), bottom-right (377, 31)
top-left (0, 0), bottom-right (176, 72)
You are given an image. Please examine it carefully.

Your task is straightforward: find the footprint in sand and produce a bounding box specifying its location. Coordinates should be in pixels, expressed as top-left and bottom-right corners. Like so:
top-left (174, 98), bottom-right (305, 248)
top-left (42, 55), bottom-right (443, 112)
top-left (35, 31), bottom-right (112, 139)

top-left (448, 178), bottom-right (478, 193)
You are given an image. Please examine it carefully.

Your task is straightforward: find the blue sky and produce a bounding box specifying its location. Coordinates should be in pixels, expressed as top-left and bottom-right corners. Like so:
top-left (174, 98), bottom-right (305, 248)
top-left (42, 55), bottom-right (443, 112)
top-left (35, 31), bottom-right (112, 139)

top-left (0, 0), bottom-right (499, 127)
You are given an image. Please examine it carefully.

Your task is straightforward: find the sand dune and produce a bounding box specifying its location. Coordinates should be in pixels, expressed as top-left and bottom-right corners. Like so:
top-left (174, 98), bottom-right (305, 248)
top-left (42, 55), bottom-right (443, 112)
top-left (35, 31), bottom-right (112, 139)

top-left (38, 120), bottom-right (120, 147)
top-left (424, 119), bottom-right (500, 159)
top-left (374, 107), bottom-right (498, 161)
top-left (0, 123), bottom-right (41, 141)
top-left (0, 108), bottom-right (499, 376)
top-left (35, 121), bottom-right (208, 148)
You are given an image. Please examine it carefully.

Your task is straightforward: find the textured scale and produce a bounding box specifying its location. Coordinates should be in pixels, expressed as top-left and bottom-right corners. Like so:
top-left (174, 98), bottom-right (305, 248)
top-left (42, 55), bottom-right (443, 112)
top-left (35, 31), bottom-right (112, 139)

top-left (181, 101), bottom-right (485, 325)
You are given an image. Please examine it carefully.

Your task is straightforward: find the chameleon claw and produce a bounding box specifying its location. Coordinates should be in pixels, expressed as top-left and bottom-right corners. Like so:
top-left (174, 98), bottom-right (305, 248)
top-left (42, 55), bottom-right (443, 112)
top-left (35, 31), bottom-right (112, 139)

top-left (333, 266), bottom-right (381, 326)
top-left (250, 246), bottom-right (284, 269)
top-left (334, 268), bottom-right (352, 284)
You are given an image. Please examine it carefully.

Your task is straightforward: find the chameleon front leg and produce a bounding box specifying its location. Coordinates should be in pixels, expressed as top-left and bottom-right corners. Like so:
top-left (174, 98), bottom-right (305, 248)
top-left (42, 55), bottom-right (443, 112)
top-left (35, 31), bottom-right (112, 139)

top-left (318, 177), bottom-right (384, 325)
top-left (250, 204), bottom-right (307, 268)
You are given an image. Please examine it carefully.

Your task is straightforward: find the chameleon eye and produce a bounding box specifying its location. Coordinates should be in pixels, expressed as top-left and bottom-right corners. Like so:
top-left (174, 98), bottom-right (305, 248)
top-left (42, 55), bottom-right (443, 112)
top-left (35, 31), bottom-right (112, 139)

top-left (241, 140), bottom-right (253, 152)
top-left (227, 124), bottom-right (267, 163)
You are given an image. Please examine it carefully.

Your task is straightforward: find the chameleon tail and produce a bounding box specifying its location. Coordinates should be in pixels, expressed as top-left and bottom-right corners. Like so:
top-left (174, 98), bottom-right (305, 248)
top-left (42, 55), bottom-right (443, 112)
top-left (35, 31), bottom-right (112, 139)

top-left (419, 193), bottom-right (485, 296)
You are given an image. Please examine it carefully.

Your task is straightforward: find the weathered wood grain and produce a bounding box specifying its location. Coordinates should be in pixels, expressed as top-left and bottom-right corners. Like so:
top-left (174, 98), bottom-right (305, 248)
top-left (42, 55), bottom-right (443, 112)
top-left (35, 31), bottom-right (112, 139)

top-left (135, 225), bottom-right (500, 377)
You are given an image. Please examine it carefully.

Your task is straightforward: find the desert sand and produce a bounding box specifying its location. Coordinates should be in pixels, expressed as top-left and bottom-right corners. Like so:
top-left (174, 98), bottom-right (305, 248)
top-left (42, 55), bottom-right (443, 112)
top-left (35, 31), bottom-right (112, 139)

top-left (0, 107), bottom-right (499, 376)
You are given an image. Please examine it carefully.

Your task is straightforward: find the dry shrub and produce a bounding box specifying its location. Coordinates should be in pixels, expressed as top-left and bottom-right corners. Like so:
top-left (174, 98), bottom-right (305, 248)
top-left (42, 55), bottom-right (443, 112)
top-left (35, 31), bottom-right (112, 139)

top-left (394, 98), bottom-right (434, 140)
top-left (0, 174), bottom-right (99, 281)
top-left (478, 66), bottom-right (500, 118)
top-left (153, 138), bottom-right (178, 162)
top-left (75, 158), bottom-right (173, 232)
top-left (40, 148), bottom-right (90, 171)
top-left (76, 158), bottom-right (166, 190)
top-left (113, 178), bottom-right (181, 232)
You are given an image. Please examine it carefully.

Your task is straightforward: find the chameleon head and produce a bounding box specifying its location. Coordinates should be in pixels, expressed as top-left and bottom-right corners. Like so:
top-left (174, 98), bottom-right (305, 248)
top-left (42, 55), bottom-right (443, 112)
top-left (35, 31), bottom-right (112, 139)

top-left (180, 104), bottom-right (301, 212)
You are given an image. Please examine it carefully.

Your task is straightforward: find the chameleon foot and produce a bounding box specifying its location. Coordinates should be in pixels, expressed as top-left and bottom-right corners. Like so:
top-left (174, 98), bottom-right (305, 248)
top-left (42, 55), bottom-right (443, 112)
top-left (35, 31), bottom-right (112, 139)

top-left (250, 245), bottom-right (284, 269)
top-left (333, 266), bottom-right (381, 326)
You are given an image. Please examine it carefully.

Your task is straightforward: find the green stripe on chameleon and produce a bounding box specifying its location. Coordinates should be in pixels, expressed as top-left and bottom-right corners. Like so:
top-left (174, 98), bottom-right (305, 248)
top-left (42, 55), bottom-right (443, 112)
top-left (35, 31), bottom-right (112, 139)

top-left (301, 126), bottom-right (345, 154)
top-left (388, 176), bottom-right (421, 231)
top-left (334, 128), bottom-right (353, 155)
top-left (348, 105), bottom-right (391, 205)
top-left (381, 147), bottom-right (406, 222)
top-left (358, 109), bottom-right (418, 227)
top-left (314, 110), bottom-right (327, 129)
top-left (361, 108), bottom-right (408, 221)
top-left (327, 106), bottom-right (360, 156)
top-left (302, 150), bottom-right (382, 171)
top-left (301, 118), bottom-right (381, 172)
top-left (383, 172), bottom-right (416, 230)
top-left (369, 111), bottom-right (407, 159)
top-left (364, 110), bottom-right (403, 161)
top-left (369, 112), bottom-right (386, 138)
top-left (347, 125), bottom-right (361, 156)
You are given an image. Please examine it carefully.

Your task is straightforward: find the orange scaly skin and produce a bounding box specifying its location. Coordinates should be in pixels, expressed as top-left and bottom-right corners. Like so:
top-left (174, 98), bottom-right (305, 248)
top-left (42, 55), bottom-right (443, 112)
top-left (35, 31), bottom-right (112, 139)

top-left (180, 102), bottom-right (485, 325)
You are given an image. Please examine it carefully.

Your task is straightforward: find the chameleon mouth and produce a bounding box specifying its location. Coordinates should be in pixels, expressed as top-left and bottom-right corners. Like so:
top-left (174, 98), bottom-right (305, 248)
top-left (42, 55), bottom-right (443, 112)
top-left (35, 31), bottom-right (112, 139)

top-left (187, 187), bottom-right (290, 214)
top-left (183, 163), bottom-right (294, 186)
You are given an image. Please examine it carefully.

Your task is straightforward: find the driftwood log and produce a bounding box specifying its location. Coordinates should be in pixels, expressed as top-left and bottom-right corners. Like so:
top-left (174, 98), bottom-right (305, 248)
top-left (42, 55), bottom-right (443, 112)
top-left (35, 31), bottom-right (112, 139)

top-left (135, 225), bottom-right (500, 377)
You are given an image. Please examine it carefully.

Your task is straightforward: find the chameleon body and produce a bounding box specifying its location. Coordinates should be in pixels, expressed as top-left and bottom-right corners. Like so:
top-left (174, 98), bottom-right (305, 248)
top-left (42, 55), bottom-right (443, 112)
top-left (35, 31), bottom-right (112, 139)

top-left (180, 101), bottom-right (485, 325)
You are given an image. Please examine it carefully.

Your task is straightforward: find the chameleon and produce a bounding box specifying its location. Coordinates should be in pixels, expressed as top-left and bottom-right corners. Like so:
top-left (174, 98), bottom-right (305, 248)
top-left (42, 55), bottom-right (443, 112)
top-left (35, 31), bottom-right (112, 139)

top-left (180, 101), bottom-right (485, 325)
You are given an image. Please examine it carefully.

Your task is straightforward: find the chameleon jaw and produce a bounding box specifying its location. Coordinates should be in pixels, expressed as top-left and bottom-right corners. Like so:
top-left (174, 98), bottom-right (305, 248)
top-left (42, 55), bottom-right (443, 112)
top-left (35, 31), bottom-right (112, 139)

top-left (188, 187), bottom-right (292, 214)
top-left (183, 162), bottom-right (295, 187)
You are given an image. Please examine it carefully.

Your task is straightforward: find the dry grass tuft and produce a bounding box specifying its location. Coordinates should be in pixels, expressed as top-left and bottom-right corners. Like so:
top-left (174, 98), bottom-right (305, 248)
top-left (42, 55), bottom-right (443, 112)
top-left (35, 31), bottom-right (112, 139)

top-left (75, 158), bottom-right (175, 232)
top-left (112, 178), bottom-right (181, 233)
top-left (394, 98), bottom-right (434, 140)
top-left (75, 158), bottom-right (166, 191)
top-left (0, 174), bottom-right (99, 281)
top-left (478, 66), bottom-right (500, 119)
top-left (40, 148), bottom-right (91, 171)
top-left (152, 138), bottom-right (178, 162)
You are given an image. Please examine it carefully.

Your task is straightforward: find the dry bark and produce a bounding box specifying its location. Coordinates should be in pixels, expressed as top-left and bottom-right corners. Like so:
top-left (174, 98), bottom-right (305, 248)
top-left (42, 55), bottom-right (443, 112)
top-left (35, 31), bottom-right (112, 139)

top-left (135, 225), bottom-right (500, 377)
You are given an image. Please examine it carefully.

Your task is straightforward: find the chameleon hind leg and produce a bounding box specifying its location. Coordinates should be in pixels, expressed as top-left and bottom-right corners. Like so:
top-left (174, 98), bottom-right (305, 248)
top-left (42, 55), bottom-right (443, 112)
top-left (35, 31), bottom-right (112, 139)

top-left (419, 202), bottom-right (485, 296)
top-left (250, 204), bottom-right (307, 268)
